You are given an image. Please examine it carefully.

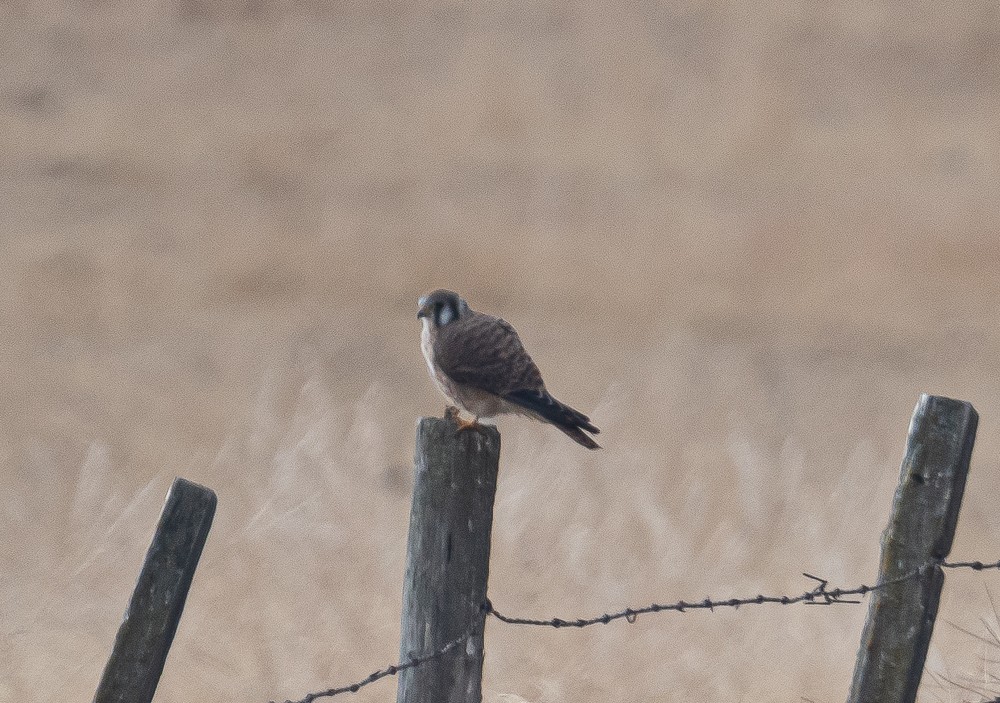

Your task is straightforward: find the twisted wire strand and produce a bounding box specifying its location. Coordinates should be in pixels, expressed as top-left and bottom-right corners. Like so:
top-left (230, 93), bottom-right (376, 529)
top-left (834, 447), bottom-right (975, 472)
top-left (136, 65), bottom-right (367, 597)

top-left (942, 559), bottom-right (1000, 571)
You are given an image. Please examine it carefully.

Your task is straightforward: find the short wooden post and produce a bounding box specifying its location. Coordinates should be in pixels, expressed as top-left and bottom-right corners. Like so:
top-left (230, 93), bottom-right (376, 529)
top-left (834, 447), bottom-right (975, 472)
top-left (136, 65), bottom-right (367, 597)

top-left (93, 477), bottom-right (217, 703)
top-left (396, 416), bottom-right (501, 703)
top-left (847, 394), bottom-right (978, 703)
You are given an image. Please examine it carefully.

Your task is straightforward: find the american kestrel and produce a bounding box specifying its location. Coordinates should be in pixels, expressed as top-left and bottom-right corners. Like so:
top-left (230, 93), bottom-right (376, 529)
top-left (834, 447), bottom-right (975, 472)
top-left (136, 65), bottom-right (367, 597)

top-left (417, 289), bottom-right (600, 449)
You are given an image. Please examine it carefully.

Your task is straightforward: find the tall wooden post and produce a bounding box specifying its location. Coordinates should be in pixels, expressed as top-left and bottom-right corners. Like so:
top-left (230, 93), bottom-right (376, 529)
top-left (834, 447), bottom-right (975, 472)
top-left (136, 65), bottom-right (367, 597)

top-left (93, 477), bottom-right (217, 703)
top-left (847, 394), bottom-right (978, 703)
top-left (396, 416), bottom-right (501, 703)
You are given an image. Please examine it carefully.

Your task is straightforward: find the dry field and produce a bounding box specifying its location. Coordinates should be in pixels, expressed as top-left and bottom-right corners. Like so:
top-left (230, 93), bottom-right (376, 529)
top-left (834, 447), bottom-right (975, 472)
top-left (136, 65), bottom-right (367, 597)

top-left (2, 2), bottom-right (1000, 701)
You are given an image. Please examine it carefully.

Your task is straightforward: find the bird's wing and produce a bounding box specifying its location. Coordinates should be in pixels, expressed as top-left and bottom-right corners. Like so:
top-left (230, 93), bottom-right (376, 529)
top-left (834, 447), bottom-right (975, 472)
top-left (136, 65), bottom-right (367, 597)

top-left (434, 313), bottom-right (544, 396)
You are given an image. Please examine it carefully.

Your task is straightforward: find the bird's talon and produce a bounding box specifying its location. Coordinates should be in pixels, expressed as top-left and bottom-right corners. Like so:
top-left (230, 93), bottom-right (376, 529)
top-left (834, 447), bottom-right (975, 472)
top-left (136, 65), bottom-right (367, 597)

top-left (455, 418), bottom-right (479, 433)
top-left (454, 416), bottom-right (488, 436)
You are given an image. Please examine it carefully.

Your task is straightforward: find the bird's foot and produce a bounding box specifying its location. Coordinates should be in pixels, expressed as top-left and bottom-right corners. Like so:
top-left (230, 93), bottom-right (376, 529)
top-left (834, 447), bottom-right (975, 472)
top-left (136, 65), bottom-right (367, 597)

top-left (445, 407), bottom-right (488, 436)
top-left (455, 416), bottom-right (485, 434)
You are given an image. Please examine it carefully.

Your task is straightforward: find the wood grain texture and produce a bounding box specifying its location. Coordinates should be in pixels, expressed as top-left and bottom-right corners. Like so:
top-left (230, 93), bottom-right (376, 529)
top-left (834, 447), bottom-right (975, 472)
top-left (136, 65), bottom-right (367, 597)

top-left (397, 416), bottom-right (501, 703)
top-left (847, 395), bottom-right (978, 703)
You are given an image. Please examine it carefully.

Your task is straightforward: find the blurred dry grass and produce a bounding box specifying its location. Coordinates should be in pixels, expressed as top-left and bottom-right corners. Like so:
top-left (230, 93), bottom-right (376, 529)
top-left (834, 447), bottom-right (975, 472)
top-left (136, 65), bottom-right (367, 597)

top-left (2, 1), bottom-right (1000, 701)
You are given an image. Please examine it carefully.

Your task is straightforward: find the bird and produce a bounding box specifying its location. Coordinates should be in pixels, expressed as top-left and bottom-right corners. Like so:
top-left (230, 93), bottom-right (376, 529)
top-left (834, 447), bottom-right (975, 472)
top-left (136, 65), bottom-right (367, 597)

top-left (416, 289), bottom-right (600, 449)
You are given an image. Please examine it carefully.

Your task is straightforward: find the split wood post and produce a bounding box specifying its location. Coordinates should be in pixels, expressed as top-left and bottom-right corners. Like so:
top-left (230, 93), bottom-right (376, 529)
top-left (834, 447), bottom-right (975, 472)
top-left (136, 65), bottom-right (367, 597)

top-left (847, 394), bottom-right (978, 703)
top-left (397, 415), bottom-right (501, 703)
top-left (93, 477), bottom-right (217, 703)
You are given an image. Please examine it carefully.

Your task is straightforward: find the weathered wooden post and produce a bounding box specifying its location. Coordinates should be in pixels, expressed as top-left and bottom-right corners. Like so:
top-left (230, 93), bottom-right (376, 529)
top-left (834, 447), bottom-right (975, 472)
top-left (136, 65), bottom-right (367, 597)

top-left (93, 477), bottom-right (217, 703)
top-left (396, 415), bottom-right (501, 703)
top-left (847, 394), bottom-right (978, 703)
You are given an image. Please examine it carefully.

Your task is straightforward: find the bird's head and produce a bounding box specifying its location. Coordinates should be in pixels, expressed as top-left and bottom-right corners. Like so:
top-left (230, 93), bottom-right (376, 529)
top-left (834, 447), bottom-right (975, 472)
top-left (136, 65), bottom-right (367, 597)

top-left (417, 289), bottom-right (470, 328)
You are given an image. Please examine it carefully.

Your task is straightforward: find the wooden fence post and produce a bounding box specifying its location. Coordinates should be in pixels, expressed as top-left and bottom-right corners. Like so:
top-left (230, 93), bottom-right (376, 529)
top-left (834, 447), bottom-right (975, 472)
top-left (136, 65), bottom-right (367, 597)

top-left (396, 416), bottom-right (501, 703)
top-left (847, 394), bottom-right (978, 703)
top-left (93, 477), bottom-right (217, 703)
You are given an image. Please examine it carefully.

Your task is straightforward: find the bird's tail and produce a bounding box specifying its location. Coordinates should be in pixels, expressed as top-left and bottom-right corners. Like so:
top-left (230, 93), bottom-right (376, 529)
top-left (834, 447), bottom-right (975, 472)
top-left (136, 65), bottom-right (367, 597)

top-left (504, 389), bottom-right (601, 450)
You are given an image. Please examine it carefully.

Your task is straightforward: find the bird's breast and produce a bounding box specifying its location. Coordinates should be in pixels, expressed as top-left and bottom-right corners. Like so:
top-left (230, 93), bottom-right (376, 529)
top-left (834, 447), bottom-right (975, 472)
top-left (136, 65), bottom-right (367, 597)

top-left (420, 320), bottom-right (436, 375)
top-left (420, 321), bottom-right (451, 394)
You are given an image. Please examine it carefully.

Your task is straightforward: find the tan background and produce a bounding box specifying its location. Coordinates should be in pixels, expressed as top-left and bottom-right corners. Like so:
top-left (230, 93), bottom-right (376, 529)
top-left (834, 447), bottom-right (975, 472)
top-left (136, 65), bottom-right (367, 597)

top-left (3, 2), bottom-right (1000, 701)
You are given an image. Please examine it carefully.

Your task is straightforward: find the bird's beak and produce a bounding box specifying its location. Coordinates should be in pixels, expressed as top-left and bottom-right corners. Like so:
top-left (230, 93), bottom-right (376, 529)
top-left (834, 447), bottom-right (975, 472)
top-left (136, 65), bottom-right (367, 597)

top-left (417, 308), bottom-right (427, 320)
top-left (417, 301), bottom-right (429, 320)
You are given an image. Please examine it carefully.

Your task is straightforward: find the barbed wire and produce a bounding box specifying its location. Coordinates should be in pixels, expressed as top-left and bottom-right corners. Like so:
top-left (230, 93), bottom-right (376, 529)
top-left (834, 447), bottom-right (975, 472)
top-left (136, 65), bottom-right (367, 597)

top-left (272, 607), bottom-right (487, 703)
top-left (943, 559), bottom-right (1000, 571)
top-left (485, 570), bottom-right (899, 628)
top-left (486, 559), bottom-right (1000, 629)
top-left (274, 558), bottom-right (1000, 702)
